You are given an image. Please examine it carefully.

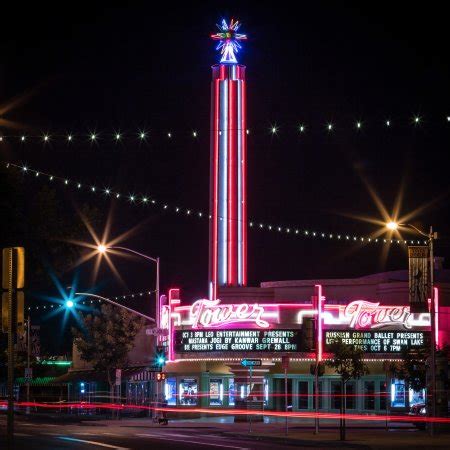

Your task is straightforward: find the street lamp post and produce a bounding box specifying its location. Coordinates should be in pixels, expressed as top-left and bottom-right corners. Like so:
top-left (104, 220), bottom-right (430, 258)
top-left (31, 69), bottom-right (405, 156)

top-left (386, 222), bottom-right (437, 434)
top-left (75, 292), bottom-right (156, 323)
top-left (98, 246), bottom-right (160, 328)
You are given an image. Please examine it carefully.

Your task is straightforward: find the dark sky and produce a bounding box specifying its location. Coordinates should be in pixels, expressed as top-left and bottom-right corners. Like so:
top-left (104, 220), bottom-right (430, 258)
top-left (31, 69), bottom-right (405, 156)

top-left (1, 2), bottom-right (449, 314)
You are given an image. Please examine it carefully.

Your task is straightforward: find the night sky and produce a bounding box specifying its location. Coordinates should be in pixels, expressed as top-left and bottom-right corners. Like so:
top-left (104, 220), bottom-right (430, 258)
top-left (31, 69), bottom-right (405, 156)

top-left (1, 2), bottom-right (449, 330)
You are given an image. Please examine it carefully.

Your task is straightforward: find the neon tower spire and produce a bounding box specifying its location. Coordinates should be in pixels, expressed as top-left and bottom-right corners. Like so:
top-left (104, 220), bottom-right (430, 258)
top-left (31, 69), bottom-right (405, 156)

top-left (209, 19), bottom-right (248, 299)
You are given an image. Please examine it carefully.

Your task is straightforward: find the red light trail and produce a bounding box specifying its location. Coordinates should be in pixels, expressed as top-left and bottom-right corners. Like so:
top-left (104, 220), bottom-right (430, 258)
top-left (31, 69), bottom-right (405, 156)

top-left (2, 401), bottom-right (448, 424)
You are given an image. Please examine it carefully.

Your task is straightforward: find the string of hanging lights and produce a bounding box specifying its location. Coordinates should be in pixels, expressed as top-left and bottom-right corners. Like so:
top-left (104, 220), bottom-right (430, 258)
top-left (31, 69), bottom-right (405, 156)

top-left (26, 289), bottom-right (155, 312)
top-left (2, 161), bottom-right (428, 246)
top-left (0, 115), bottom-right (449, 143)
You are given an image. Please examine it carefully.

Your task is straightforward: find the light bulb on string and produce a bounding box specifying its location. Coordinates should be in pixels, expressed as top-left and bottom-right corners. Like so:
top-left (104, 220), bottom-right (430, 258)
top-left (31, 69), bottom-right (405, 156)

top-left (6, 160), bottom-right (417, 249)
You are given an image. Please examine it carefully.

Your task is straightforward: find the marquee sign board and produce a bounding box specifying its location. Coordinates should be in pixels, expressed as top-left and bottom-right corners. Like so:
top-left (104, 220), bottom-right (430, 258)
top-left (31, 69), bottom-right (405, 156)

top-left (175, 329), bottom-right (304, 353)
top-left (324, 330), bottom-right (430, 353)
top-left (162, 287), bottom-right (435, 359)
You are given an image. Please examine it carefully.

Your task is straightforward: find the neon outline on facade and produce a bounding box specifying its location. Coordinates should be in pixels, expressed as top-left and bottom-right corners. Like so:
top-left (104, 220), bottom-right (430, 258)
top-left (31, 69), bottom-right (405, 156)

top-left (343, 300), bottom-right (413, 329)
top-left (190, 299), bottom-right (269, 328)
top-left (171, 298), bottom-right (430, 330)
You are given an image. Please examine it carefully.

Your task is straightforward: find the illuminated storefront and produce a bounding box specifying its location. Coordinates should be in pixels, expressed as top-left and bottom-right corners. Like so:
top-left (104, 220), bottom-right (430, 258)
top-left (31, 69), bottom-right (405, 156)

top-left (160, 275), bottom-right (447, 413)
top-left (154, 20), bottom-right (449, 414)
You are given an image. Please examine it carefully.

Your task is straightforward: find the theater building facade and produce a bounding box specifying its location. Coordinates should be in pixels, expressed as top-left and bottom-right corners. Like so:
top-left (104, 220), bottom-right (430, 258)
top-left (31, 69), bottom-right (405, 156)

top-left (156, 22), bottom-right (450, 415)
top-left (160, 269), bottom-right (450, 414)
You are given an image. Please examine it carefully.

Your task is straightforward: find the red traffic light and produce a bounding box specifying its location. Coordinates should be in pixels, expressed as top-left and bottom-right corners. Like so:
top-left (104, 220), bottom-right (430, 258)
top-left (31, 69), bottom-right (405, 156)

top-left (156, 372), bottom-right (166, 382)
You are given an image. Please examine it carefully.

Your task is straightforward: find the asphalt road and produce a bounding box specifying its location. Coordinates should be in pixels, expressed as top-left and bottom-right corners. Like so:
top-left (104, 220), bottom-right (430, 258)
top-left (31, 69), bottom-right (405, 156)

top-left (0, 416), bottom-right (339, 450)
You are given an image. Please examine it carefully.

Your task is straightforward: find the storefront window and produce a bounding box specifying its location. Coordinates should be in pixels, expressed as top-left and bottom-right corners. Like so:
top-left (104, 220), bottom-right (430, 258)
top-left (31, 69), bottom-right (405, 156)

top-left (164, 378), bottom-right (177, 406)
top-left (264, 379), bottom-right (269, 405)
top-left (364, 381), bottom-right (375, 410)
top-left (179, 378), bottom-right (198, 406)
top-left (345, 382), bottom-right (355, 410)
top-left (298, 381), bottom-right (309, 410)
top-left (391, 379), bottom-right (406, 408)
top-left (331, 381), bottom-right (342, 410)
top-left (229, 378), bottom-right (235, 406)
top-left (209, 378), bottom-right (223, 406)
top-left (409, 388), bottom-right (426, 407)
top-left (379, 381), bottom-right (387, 410)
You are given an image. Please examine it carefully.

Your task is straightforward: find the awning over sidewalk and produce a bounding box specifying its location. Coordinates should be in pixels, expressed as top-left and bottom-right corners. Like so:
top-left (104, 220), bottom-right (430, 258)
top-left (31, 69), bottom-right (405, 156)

top-left (14, 376), bottom-right (67, 387)
top-left (54, 366), bottom-right (151, 384)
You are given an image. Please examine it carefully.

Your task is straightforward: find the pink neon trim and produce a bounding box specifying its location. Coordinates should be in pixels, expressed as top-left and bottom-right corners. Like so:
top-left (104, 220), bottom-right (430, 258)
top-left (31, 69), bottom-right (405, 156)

top-left (434, 287), bottom-right (439, 347)
top-left (241, 79), bottom-right (247, 286)
top-left (315, 284), bottom-right (323, 362)
top-left (167, 288), bottom-right (180, 361)
top-left (212, 78), bottom-right (220, 299)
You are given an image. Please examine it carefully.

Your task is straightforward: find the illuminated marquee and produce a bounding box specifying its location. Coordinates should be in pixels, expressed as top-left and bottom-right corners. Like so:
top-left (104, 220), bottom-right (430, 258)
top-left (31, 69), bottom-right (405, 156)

top-left (190, 299), bottom-right (269, 328)
top-left (324, 330), bottom-right (430, 353)
top-left (175, 329), bottom-right (303, 353)
top-left (163, 287), bottom-right (435, 359)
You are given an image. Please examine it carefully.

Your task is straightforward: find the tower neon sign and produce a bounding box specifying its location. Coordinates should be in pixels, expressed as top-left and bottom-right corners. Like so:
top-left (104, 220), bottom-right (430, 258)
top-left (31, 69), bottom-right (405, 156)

top-left (209, 19), bottom-right (248, 298)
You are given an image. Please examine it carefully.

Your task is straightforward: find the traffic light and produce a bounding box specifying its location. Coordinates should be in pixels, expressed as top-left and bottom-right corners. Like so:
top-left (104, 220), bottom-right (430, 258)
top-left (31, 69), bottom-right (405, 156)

top-left (2, 247), bottom-right (25, 334)
top-left (2, 247), bottom-right (24, 290)
top-left (155, 346), bottom-right (167, 367)
top-left (1, 291), bottom-right (24, 334)
top-left (156, 372), bottom-right (166, 382)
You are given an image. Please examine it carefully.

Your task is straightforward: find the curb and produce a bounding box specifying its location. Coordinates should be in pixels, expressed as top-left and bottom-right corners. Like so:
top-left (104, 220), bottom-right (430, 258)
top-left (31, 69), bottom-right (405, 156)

top-left (221, 432), bottom-right (371, 449)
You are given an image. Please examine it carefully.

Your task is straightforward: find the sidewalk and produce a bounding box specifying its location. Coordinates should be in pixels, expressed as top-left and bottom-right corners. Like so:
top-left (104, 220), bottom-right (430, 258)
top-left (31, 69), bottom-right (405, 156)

top-left (89, 416), bottom-right (450, 449)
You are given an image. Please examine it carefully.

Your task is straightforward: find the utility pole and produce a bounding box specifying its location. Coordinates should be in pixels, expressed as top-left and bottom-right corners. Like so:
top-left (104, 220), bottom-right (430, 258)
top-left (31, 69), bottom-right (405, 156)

top-left (248, 366), bottom-right (253, 434)
top-left (2, 247), bottom-right (24, 449)
top-left (282, 356), bottom-right (290, 436)
top-left (285, 366), bottom-right (288, 435)
top-left (7, 250), bottom-right (14, 448)
top-left (429, 226), bottom-right (436, 436)
top-left (26, 314), bottom-right (31, 414)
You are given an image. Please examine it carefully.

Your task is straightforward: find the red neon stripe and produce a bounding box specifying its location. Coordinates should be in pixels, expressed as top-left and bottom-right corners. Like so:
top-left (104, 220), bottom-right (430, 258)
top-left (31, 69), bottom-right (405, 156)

top-left (227, 74), bottom-right (233, 284)
top-left (230, 78), bottom-right (237, 285)
top-left (212, 78), bottom-right (220, 298)
top-left (241, 79), bottom-right (247, 286)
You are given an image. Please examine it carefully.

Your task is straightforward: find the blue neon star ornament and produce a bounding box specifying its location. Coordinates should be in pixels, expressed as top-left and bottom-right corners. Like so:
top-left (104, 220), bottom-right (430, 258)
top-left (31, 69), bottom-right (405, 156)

top-left (211, 19), bottom-right (247, 64)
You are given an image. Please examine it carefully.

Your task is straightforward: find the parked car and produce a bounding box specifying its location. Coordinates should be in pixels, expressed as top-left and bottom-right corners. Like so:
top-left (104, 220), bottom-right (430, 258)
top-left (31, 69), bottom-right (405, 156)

top-left (409, 403), bottom-right (426, 429)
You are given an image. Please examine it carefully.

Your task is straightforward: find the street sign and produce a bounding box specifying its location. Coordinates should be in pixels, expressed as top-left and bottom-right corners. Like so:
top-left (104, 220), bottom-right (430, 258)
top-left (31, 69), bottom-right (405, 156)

top-left (241, 359), bottom-right (262, 367)
top-left (24, 368), bottom-right (32, 382)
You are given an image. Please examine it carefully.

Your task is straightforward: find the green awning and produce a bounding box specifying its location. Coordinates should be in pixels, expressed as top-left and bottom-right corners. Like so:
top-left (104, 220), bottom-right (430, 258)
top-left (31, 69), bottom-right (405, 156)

top-left (14, 376), bottom-right (67, 386)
